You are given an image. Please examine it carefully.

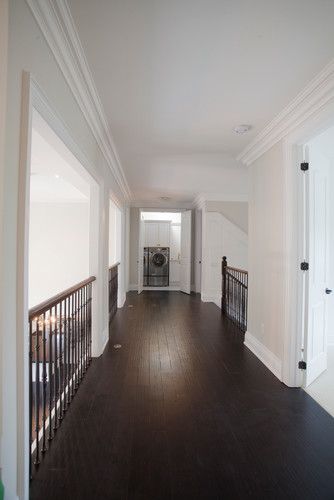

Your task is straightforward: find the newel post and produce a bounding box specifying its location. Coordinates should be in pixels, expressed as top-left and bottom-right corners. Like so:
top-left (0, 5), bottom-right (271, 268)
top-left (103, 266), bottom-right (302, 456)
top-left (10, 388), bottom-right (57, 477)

top-left (222, 256), bottom-right (227, 313)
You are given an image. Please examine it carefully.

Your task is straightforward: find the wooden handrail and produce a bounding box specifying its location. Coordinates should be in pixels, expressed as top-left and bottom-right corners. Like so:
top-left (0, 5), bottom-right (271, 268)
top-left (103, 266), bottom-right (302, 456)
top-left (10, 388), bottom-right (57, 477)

top-left (29, 276), bottom-right (96, 320)
top-left (226, 265), bottom-right (248, 275)
top-left (109, 262), bottom-right (120, 270)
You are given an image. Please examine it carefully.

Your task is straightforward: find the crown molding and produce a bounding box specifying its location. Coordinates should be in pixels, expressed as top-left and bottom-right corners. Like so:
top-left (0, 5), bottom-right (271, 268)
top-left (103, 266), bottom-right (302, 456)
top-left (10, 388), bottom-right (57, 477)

top-left (193, 192), bottom-right (248, 208)
top-left (193, 194), bottom-right (206, 210)
top-left (26, 0), bottom-right (132, 201)
top-left (129, 200), bottom-right (193, 209)
top-left (238, 58), bottom-right (334, 166)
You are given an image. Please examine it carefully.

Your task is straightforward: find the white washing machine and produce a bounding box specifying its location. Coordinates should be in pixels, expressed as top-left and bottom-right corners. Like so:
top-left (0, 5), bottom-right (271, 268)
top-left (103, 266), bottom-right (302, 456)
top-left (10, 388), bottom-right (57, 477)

top-left (144, 247), bottom-right (169, 286)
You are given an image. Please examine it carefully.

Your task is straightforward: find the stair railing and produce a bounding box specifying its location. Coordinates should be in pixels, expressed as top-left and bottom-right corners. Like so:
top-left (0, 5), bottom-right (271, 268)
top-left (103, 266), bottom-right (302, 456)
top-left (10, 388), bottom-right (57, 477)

top-left (221, 256), bottom-right (248, 331)
top-left (29, 276), bottom-right (95, 477)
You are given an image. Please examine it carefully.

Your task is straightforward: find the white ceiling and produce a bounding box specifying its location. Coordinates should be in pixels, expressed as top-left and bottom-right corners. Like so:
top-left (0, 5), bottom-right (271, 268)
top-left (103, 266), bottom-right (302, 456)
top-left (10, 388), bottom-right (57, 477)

top-left (68, 0), bottom-right (334, 205)
top-left (30, 128), bottom-right (90, 203)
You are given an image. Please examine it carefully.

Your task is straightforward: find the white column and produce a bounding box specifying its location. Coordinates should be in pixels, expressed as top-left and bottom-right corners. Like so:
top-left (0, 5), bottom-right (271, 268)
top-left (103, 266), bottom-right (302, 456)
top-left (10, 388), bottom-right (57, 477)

top-left (90, 182), bottom-right (109, 357)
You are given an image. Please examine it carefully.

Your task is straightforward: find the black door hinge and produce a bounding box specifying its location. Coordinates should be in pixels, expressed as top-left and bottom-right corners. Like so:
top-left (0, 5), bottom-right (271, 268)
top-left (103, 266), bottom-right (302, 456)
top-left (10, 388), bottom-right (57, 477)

top-left (298, 360), bottom-right (307, 370)
top-left (300, 261), bottom-right (309, 271)
top-left (300, 162), bottom-right (309, 171)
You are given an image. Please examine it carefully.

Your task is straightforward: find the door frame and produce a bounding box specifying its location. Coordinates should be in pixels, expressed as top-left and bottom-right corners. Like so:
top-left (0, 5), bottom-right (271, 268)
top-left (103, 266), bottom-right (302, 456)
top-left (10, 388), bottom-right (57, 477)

top-left (282, 100), bottom-right (334, 387)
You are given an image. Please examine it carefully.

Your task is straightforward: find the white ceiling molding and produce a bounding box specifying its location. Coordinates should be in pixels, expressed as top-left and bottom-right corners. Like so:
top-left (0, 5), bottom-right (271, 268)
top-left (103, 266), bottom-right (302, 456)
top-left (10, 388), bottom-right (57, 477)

top-left (130, 200), bottom-right (193, 210)
top-left (193, 195), bottom-right (206, 210)
top-left (26, 0), bottom-right (132, 201)
top-left (238, 58), bottom-right (334, 166)
top-left (193, 193), bottom-right (248, 209)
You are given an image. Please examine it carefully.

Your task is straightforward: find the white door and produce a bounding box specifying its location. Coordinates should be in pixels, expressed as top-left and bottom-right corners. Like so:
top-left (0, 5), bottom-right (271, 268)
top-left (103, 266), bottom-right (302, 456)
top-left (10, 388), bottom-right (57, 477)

top-left (180, 210), bottom-right (192, 294)
top-left (305, 147), bottom-right (330, 386)
top-left (138, 215), bottom-right (145, 294)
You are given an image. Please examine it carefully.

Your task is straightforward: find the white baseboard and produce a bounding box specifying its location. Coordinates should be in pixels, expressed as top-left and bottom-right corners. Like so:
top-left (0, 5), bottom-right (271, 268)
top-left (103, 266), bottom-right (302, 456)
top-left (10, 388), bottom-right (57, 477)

top-left (214, 295), bottom-right (222, 309)
top-left (129, 283), bottom-right (138, 291)
top-left (201, 294), bottom-right (215, 302)
top-left (100, 335), bottom-right (109, 354)
top-left (201, 293), bottom-right (221, 309)
top-left (244, 331), bottom-right (282, 381)
top-left (118, 293), bottom-right (126, 308)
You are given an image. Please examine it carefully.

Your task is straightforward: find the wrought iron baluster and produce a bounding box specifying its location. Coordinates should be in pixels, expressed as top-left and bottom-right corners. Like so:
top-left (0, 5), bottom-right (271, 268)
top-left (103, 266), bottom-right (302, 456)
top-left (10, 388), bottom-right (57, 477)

top-left (48, 309), bottom-right (53, 442)
top-left (34, 317), bottom-right (41, 465)
top-left (53, 307), bottom-right (59, 431)
top-left (29, 320), bottom-right (33, 478)
top-left (41, 313), bottom-right (47, 453)
top-left (221, 258), bottom-right (248, 332)
top-left (58, 300), bottom-right (63, 421)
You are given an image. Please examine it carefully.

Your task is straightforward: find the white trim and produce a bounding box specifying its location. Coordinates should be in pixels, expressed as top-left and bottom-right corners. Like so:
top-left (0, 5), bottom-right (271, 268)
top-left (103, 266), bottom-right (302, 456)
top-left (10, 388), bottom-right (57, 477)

top-left (214, 295), bottom-right (222, 309)
top-left (118, 293), bottom-right (126, 308)
top-left (238, 59), bottom-right (334, 166)
top-left (193, 194), bottom-right (206, 210)
top-left (328, 335), bottom-right (334, 346)
top-left (99, 333), bottom-right (109, 356)
top-left (201, 294), bottom-right (221, 307)
top-left (25, 0), bottom-right (131, 201)
top-left (244, 332), bottom-right (282, 381)
top-left (130, 200), bottom-right (193, 209)
top-left (193, 192), bottom-right (248, 208)
top-left (129, 284), bottom-right (138, 291)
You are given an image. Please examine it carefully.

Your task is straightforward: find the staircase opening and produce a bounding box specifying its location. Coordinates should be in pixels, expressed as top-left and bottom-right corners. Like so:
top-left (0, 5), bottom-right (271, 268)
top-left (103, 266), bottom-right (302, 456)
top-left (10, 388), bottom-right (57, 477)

top-left (28, 109), bottom-right (98, 477)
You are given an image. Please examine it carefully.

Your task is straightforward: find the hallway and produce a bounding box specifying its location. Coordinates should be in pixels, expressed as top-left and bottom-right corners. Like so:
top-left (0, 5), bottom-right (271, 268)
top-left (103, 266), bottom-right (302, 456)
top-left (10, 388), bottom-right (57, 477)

top-left (30, 292), bottom-right (334, 500)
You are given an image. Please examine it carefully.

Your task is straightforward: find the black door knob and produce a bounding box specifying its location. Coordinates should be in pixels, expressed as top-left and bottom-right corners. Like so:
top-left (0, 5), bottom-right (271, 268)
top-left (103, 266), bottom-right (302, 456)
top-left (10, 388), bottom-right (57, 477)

top-left (325, 288), bottom-right (332, 294)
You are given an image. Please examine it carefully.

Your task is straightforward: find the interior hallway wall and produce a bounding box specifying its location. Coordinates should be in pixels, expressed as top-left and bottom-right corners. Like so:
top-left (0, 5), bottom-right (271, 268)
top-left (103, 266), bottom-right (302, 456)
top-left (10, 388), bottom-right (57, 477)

top-left (246, 140), bottom-right (285, 379)
top-left (205, 201), bottom-right (248, 233)
top-left (29, 202), bottom-right (90, 307)
top-left (201, 211), bottom-right (248, 306)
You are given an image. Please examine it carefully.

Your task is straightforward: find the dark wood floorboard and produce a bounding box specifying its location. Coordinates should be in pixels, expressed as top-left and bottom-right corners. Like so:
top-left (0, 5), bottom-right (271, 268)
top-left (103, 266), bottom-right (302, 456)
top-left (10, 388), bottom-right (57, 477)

top-left (30, 291), bottom-right (334, 500)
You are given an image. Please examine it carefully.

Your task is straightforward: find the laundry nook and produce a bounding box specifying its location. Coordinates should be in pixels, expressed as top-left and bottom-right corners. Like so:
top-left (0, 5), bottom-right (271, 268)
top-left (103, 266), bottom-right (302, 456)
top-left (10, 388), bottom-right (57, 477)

top-left (137, 211), bottom-right (192, 293)
top-left (141, 212), bottom-right (181, 290)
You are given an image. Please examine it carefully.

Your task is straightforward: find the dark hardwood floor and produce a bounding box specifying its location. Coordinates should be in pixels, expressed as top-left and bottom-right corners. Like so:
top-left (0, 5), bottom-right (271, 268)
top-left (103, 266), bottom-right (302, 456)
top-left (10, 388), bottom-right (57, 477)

top-left (30, 291), bottom-right (334, 500)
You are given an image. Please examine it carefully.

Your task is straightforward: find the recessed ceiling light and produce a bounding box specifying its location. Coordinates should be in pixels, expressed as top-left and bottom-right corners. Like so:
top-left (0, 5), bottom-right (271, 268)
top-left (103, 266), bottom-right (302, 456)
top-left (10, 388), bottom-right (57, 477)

top-left (54, 174), bottom-right (60, 179)
top-left (233, 124), bottom-right (252, 135)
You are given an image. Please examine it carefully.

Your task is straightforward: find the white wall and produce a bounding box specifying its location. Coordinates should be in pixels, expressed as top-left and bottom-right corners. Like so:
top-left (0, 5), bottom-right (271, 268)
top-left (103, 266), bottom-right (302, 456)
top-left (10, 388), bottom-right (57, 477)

top-left (205, 201), bottom-right (248, 233)
top-left (29, 202), bottom-right (90, 307)
top-left (201, 211), bottom-right (248, 306)
top-left (246, 141), bottom-right (285, 377)
top-left (109, 200), bottom-right (117, 266)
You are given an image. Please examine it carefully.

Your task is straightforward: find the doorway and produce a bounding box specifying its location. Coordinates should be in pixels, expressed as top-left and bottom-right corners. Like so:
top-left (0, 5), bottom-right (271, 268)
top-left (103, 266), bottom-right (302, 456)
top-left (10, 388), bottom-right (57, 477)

top-left (137, 210), bottom-right (192, 294)
top-left (301, 126), bottom-right (334, 416)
